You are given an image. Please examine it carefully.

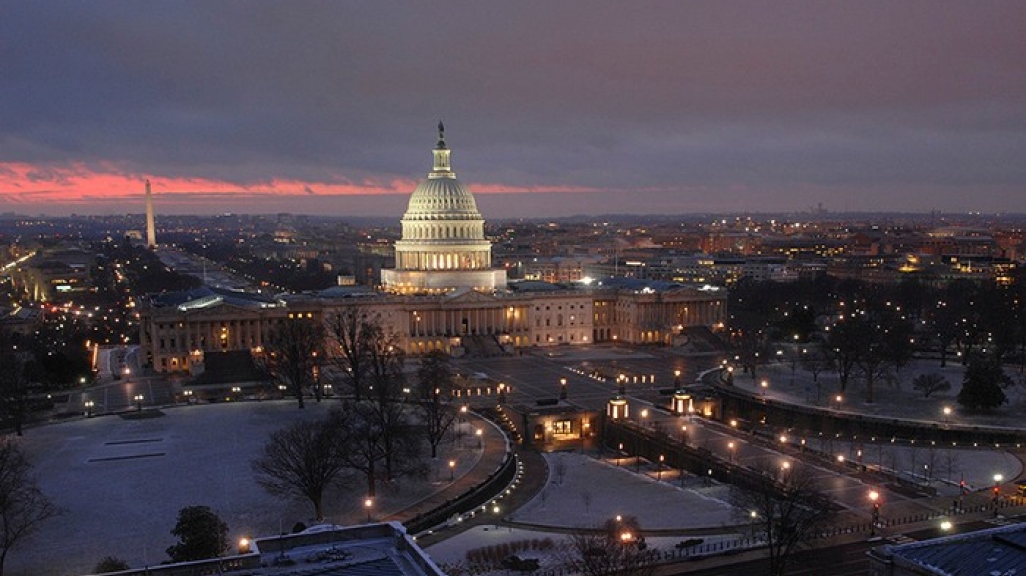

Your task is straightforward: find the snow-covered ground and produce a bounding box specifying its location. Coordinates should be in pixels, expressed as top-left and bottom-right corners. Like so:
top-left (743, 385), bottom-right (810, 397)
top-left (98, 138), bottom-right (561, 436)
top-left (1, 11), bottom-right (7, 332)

top-left (427, 452), bottom-right (747, 573)
top-left (508, 452), bottom-right (736, 529)
top-left (742, 357), bottom-right (1026, 428)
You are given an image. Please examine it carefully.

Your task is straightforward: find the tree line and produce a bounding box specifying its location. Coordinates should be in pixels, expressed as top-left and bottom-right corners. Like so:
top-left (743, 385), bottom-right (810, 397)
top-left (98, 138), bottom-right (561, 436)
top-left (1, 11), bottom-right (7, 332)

top-left (729, 276), bottom-right (1025, 411)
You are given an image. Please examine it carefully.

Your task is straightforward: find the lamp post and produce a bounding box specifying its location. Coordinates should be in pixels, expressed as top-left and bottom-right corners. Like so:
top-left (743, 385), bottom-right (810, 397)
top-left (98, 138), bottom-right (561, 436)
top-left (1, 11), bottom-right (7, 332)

top-left (993, 474), bottom-right (1003, 517)
top-left (617, 443), bottom-right (623, 467)
top-left (681, 425), bottom-right (688, 447)
top-left (475, 428), bottom-right (483, 448)
top-left (942, 406), bottom-right (952, 423)
top-left (658, 454), bottom-right (664, 481)
top-left (674, 369), bottom-right (681, 388)
top-left (84, 399), bottom-right (94, 418)
top-left (364, 498), bottom-right (373, 523)
top-left (559, 377), bottom-right (568, 400)
top-left (640, 408), bottom-right (649, 428)
top-left (449, 459), bottom-right (456, 481)
top-left (869, 490), bottom-right (880, 536)
top-left (834, 394), bottom-right (843, 410)
top-left (134, 394), bottom-right (144, 411)
top-left (728, 441), bottom-right (736, 464)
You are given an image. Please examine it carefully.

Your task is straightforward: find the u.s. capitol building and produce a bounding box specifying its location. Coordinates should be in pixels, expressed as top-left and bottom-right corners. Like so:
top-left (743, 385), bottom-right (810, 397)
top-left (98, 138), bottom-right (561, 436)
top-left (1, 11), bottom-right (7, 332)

top-left (139, 126), bottom-right (725, 374)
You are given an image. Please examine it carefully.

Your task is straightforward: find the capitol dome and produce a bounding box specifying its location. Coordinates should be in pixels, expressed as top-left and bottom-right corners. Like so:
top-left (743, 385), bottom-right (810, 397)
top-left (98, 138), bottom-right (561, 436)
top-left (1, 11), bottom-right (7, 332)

top-left (380, 123), bottom-right (507, 293)
top-left (404, 173), bottom-right (481, 220)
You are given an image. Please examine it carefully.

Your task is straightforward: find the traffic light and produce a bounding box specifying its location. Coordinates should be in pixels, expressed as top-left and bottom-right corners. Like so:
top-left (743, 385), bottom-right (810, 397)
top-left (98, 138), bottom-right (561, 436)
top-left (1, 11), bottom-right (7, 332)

top-left (960, 479), bottom-right (967, 494)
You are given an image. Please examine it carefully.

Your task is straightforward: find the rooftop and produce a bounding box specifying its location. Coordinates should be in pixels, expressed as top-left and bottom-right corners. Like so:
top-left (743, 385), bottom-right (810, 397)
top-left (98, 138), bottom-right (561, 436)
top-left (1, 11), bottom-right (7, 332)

top-left (871, 521), bottom-right (1026, 575)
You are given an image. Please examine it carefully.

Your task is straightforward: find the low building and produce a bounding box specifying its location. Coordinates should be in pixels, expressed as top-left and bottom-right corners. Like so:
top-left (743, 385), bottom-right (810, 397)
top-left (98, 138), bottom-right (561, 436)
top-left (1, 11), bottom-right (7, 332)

top-left (868, 523), bottom-right (1026, 575)
top-left (79, 521), bottom-right (447, 576)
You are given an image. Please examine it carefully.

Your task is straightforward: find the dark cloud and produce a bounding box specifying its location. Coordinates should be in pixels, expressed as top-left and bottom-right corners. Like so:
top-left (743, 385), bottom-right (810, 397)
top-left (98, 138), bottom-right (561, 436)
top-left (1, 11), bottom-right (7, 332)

top-left (2, 1), bottom-right (1025, 215)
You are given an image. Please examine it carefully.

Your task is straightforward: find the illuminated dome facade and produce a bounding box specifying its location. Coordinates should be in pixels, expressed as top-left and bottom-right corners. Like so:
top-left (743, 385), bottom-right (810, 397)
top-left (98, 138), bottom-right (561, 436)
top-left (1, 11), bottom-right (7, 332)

top-left (381, 124), bottom-right (507, 293)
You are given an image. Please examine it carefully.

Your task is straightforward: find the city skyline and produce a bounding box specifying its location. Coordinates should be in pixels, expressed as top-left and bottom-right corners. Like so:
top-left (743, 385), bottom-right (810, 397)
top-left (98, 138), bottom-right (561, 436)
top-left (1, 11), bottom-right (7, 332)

top-left (2, 2), bottom-right (1025, 218)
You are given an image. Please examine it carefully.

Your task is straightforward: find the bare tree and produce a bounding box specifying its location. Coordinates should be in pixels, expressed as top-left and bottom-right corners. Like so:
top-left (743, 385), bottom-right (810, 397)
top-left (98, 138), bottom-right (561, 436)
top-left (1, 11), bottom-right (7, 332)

top-left (262, 318), bottom-right (324, 409)
top-left (365, 328), bottom-right (423, 483)
top-left (580, 489), bottom-right (593, 513)
top-left (923, 446), bottom-right (940, 484)
top-left (729, 462), bottom-right (834, 576)
top-left (336, 400), bottom-right (388, 497)
top-left (799, 346), bottom-right (823, 381)
top-left (912, 373), bottom-right (951, 398)
top-left (251, 415), bottom-right (350, 520)
top-left (0, 335), bottom-right (29, 436)
top-left (0, 439), bottom-right (59, 576)
top-left (325, 307), bottom-right (375, 402)
top-left (553, 456), bottom-right (568, 486)
top-left (562, 516), bottom-right (654, 576)
top-left (943, 450), bottom-right (961, 483)
top-left (415, 351), bottom-right (457, 458)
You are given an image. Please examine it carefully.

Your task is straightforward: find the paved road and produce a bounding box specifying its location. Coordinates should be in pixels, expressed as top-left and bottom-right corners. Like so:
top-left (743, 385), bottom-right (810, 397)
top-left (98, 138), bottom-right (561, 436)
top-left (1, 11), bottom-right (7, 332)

top-left (455, 348), bottom-right (718, 411)
top-left (454, 349), bottom-right (1016, 529)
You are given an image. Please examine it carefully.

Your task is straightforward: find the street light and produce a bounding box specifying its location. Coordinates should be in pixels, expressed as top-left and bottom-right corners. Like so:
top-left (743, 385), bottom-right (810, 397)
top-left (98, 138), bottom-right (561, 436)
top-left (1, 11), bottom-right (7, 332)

top-left (993, 474), bottom-right (1003, 517)
top-left (364, 498), bottom-right (373, 522)
top-left (475, 428), bottom-right (483, 448)
top-left (869, 490), bottom-right (880, 536)
top-left (674, 369), bottom-right (681, 388)
top-left (134, 394), bottom-right (144, 411)
top-left (449, 459), bottom-right (456, 481)
top-left (559, 377), bottom-right (568, 400)
top-left (617, 443), bottom-right (624, 467)
top-left (681, 425), bottom-right (688, 446)
top-left (728, 441), bottom-right (736, 464)
top-left (658, 455), bottom-right (664, 480)
top-left (835, 394), bottom-right (843, 409)
top-left (943, 406), bottom-right (952, 421)
top-left (84, 399), bottom-right (94, 418)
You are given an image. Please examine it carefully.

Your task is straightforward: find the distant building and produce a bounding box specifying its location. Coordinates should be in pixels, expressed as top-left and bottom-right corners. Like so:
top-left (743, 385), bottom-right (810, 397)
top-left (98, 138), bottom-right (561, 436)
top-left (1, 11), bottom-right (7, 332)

top-left (9, 245), bottom-right (95, 302)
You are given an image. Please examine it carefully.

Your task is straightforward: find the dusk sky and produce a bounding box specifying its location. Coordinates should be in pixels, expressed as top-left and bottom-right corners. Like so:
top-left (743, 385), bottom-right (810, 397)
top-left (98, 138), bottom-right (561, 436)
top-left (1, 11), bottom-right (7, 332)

top-left (2, 2), bottom-right (1025, 218)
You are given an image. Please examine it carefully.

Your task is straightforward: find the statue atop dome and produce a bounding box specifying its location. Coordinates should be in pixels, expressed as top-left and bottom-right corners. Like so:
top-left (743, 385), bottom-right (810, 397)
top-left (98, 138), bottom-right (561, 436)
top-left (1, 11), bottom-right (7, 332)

top-left (436, 120), bottom-right (446, 149)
